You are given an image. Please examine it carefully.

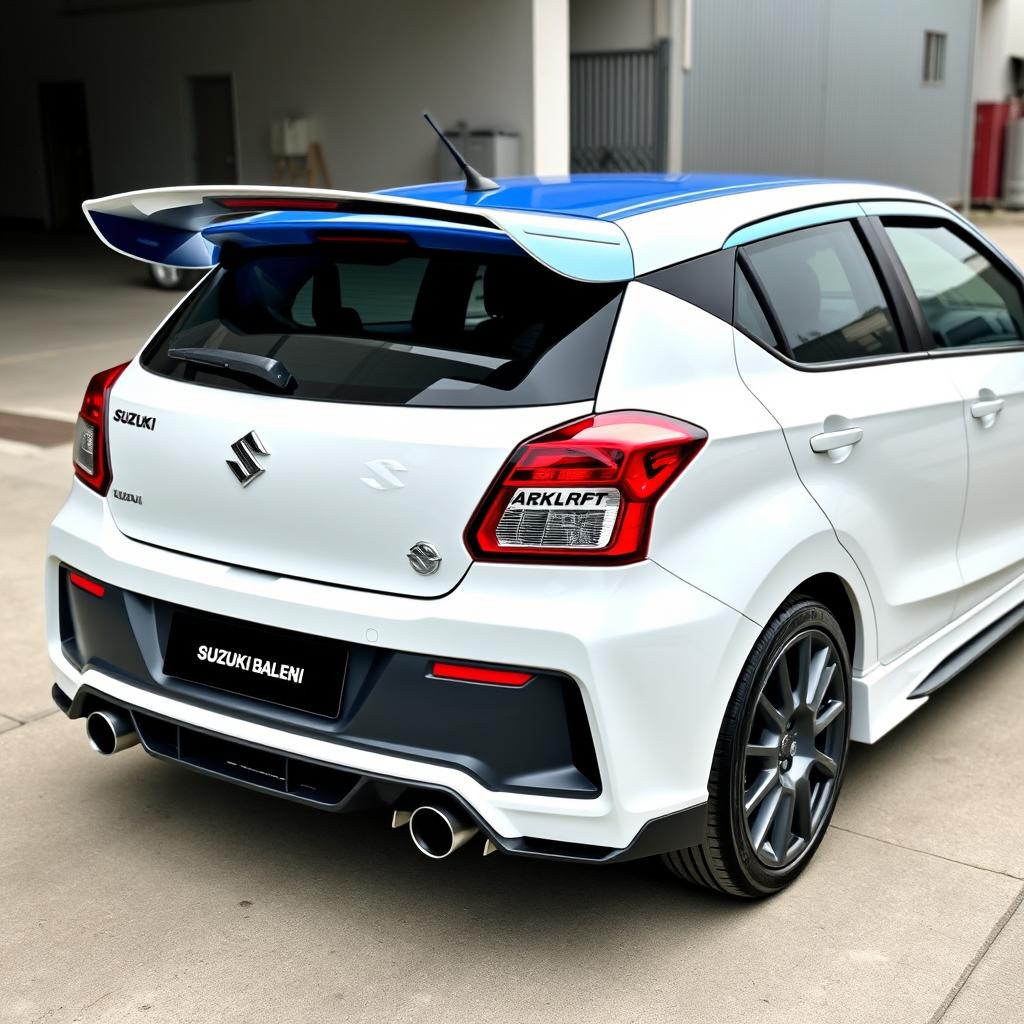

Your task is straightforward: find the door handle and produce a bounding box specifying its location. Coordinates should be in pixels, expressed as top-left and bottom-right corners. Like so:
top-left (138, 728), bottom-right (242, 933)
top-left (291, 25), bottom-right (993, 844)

top-left (970, 397), bottom-right (1004, 421)
top-left (810, 426), bottom-right (864, 454)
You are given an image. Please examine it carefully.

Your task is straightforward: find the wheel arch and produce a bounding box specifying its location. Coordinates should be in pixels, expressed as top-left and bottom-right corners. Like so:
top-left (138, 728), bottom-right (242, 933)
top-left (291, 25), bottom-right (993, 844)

top-left (740, 527), bottom-right (878, 674)
top-left (789, 572), bottom-right (861, 670)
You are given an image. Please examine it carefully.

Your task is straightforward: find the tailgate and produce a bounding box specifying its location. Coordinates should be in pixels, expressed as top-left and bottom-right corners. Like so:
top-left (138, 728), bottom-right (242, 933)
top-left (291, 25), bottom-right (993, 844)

top-left (104, 362), bottom-right (589, 597)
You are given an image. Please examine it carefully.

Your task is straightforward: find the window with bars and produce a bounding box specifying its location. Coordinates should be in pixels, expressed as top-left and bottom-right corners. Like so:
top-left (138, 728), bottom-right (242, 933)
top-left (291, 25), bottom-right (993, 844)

top-left (923, 31), bottom-right (947, 84)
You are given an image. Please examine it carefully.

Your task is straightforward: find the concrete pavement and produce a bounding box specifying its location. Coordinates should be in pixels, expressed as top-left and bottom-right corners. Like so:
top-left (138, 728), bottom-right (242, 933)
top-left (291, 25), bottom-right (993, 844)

top-left (1, 224), bottom-right (1022, 1024)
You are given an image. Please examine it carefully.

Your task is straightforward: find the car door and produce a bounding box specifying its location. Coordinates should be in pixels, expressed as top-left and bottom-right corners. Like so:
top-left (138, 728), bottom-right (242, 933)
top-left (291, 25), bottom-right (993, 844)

top-left (877, 213), bottom-right (1024, 613)
top-left (731, 217), bottom-right (969, 664)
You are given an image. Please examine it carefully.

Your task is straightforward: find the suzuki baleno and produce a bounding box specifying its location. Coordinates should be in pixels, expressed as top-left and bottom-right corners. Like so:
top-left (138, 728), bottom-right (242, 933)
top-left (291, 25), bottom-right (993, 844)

top-left (47, 174), bottom-right (1024, 897)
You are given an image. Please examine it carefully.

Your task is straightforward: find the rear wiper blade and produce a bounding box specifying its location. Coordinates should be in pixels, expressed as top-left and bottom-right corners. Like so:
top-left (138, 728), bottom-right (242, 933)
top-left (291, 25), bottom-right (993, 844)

top-left (169, 348), bottom-right (294, 390)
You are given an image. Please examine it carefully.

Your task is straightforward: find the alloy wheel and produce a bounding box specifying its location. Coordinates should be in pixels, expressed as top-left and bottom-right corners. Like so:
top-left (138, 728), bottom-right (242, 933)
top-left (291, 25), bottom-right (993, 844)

top-left (741, 629), bottom-right (847, 869)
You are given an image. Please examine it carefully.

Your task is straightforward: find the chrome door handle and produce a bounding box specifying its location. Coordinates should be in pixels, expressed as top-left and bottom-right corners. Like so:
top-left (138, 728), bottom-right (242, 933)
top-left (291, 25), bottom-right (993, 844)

top-left (810, 427), bottom-right (864, 454)
top-left (971, 397), bottom-right (1004, 420)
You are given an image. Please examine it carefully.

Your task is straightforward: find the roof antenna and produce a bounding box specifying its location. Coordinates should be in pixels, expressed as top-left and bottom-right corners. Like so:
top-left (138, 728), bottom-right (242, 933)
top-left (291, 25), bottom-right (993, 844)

top-left (422, 112), bottom-right (499, 193)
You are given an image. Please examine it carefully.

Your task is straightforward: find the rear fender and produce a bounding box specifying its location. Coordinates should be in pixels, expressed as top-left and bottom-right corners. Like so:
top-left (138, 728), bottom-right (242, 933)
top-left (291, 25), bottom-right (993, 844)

top-left (596, 284), bottom-right (879, 671)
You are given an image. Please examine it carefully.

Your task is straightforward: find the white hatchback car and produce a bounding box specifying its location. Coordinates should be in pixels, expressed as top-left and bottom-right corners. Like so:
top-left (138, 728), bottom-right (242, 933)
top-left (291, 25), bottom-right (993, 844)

top-left (47, 174), bottom-right (1024, 897)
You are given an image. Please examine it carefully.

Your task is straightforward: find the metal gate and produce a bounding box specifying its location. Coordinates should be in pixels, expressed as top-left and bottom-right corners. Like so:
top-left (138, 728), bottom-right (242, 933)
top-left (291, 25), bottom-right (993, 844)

top-left (570, 41), bottom-right (669, 173)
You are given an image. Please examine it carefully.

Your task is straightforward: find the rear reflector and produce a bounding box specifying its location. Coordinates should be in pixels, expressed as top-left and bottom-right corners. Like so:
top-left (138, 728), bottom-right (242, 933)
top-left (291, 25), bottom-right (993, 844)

top-left (69, 571), bottom-right (105, 598)
top-left (430, 662), bottom-right (532, 687)
top-left (467, 411), bottom-right (707, 564)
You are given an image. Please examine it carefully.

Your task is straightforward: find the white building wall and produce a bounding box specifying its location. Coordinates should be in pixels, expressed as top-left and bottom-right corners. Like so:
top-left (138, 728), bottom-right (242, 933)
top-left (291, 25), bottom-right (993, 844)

top-left (975, 0), bottom-right (1015, 101)
top-left (2, 0), bottom-right (562, 222)
top-left (974, 0), bottom-right (1024, 102)
top-left (532, 0), bottom-right (571, 175)
top-left (1011, 0), bottom-right (1024, 53)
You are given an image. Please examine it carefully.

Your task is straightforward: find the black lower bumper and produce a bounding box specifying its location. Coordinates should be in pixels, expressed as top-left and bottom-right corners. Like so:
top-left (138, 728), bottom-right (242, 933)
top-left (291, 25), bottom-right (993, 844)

top-left (54, 682), bottom-right (708, 864)
top-left (58, 565), bottom-right (599, 798)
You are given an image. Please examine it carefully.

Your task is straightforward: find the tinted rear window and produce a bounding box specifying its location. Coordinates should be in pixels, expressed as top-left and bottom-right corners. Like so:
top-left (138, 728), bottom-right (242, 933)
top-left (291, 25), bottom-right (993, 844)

top-left (143, 245), bottom-right (623, 407)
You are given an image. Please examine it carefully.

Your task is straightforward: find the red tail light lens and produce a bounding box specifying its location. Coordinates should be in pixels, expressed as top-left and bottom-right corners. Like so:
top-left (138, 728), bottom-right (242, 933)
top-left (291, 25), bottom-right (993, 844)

top-left (467, 412), bottom-right (707, 564)
top-left (72, 362), bottom-right (129, 495)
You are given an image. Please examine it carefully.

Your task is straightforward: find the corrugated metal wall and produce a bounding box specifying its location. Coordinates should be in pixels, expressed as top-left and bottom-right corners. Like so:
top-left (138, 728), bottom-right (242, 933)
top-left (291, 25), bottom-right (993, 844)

top-left (683, 0), bottom-right (977, 200)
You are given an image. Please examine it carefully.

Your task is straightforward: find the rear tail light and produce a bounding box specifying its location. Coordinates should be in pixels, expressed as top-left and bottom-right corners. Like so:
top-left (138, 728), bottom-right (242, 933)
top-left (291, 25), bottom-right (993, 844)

top-left (73, 362), bottom-right (129, 495)
top-left (467, 412), bottom-right (707, 564)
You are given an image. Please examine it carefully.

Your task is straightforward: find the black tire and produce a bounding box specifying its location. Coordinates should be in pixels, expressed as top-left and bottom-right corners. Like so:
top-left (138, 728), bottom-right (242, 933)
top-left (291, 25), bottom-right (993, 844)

top-left (663, 597), bottom-right (852, 898)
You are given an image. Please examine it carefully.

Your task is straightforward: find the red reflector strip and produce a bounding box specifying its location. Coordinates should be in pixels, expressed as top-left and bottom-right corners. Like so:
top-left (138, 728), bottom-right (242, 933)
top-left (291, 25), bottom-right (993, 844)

top-left (219, 198), bottom-right (340, 210)
top-left (430, 661), bottom-right (532, 686)
top-left (69, 571), bottom-right (105, 598)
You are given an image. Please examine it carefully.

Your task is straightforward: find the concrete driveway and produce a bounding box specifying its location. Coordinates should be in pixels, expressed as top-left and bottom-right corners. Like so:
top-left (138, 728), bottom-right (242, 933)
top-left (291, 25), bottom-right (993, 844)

top-left (1, 225), bottom-right (1022, 1024)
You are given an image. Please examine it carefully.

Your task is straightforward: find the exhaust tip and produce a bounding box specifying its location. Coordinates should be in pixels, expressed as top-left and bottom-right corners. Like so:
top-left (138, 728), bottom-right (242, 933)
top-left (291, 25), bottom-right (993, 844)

top-left (408, 805), bottom-right (478, 859)
top-left (86, 710), bottom-right (138, 756)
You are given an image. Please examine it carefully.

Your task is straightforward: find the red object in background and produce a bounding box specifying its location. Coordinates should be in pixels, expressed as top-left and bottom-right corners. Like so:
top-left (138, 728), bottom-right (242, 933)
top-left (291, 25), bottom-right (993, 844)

top-left (972, 101), bottom-right (1022, 204)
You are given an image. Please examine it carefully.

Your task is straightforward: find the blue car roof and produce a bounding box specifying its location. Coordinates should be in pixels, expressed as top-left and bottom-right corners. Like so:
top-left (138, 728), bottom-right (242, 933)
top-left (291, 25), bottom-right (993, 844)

top-left (82, 174), bottom-right (855, 281)
top-left (381, 173), bottom-right (818, 221)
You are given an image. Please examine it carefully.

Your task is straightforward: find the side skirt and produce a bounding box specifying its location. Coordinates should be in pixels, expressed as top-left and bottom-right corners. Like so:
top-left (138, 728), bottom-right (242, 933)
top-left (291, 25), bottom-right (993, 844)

top-left (851, 569), bottom-right (1024, 743)
top-left (908, 600), bottom-right (1024, 699)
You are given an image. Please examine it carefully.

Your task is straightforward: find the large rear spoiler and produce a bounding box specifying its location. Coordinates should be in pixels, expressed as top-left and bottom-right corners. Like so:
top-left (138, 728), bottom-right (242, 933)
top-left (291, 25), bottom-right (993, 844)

top-left (82, 185), bottom-right (634, 283)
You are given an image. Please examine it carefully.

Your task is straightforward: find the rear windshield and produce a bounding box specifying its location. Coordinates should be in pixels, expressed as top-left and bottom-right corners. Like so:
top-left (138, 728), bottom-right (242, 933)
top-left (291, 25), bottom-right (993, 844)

top-left (142, 245), bottom-right (623, 407)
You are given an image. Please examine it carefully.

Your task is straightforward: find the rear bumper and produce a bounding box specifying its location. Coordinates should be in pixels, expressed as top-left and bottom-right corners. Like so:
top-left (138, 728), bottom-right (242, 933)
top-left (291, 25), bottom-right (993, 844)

top-left (55, 564), bottom-right (600, 797)
top-left (47, 482), bottom-right (760, 856)
top-left (53, 683), bottom-right (706, 863)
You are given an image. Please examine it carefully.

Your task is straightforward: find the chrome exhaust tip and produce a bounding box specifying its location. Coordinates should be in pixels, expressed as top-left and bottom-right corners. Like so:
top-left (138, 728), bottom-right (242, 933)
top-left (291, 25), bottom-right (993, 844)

top-left (86, 709), bottom-right (139, 756)
top-left (408, 805), bottom-right (479, 859)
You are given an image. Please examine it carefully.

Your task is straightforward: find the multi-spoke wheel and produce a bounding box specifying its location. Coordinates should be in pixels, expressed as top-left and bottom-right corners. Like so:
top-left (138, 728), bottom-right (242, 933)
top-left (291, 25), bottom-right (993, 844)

top-left (663, 597), bottom-right (852, 897)
top-left (743, 629), bottom-right (846, 869)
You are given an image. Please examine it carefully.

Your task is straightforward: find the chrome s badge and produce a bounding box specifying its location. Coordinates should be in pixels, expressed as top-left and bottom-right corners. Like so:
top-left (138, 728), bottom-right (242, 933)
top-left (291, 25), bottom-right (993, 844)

top-left (407, 541), bottom-right (442, 576)
top-left (227, 431), bottom-right (269, 487)
top-left (361, 458), bottom-right (407, 491)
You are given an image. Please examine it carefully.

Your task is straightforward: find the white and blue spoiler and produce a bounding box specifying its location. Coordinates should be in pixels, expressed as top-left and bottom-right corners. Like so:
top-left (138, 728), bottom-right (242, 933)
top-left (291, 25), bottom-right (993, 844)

top-left (82, 185), bottom-right (635, 283)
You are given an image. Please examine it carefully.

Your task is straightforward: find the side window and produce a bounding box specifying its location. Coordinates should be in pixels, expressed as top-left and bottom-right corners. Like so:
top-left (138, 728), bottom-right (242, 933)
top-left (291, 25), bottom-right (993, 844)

top-left (883, 221), bottom-right (1024, 349)
top-left (742, 221), bottom-right (903, 364)
top-left (734, 268), bottom-right (777, 348)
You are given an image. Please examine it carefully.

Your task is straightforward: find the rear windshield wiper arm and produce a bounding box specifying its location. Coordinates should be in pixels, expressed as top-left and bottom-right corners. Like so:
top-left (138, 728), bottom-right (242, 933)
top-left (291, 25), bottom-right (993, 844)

top-left (169, 348), bottom-right (294, 390)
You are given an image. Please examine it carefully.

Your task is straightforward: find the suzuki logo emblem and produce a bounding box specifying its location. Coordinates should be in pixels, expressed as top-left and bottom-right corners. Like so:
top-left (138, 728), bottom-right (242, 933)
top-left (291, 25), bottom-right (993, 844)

top-left (227, 431), bottom-right (269, 487)
top-left (407, 541), bottom-right (442, 576)
top-left (361, 458), bottom-right (407, 491)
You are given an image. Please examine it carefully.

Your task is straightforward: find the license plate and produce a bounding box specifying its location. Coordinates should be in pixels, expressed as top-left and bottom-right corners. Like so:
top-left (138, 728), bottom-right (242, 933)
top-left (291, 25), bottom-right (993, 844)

top-left (163, 610), bottom-right (347, 718)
